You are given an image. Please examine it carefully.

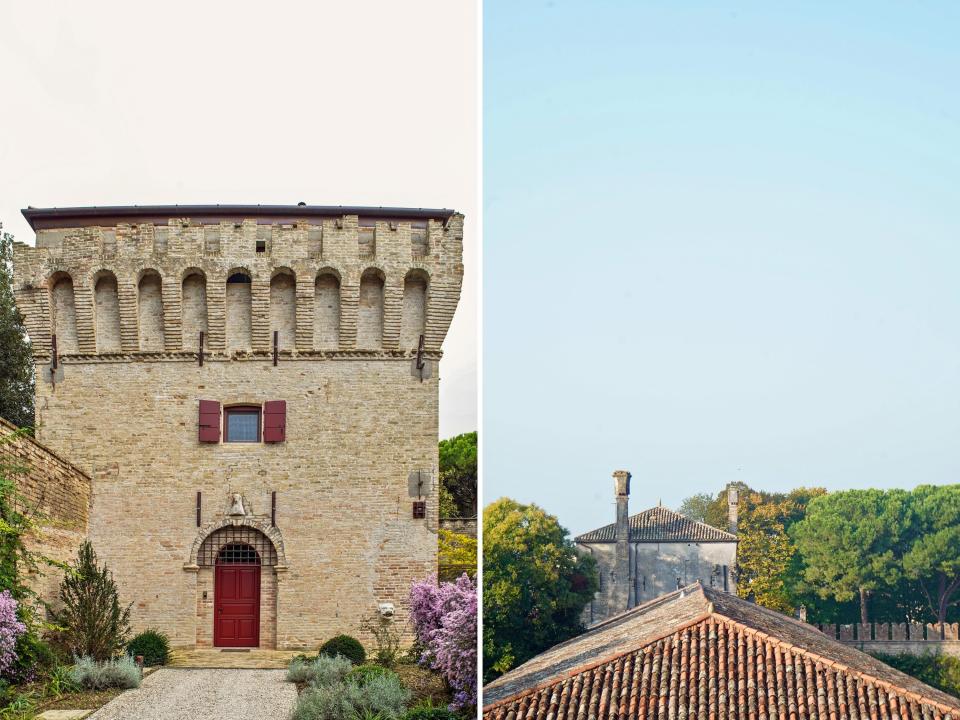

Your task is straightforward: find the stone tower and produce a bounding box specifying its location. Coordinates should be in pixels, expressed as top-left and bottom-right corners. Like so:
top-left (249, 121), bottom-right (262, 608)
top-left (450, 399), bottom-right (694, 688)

top-left (13, 204), bottom-right (464, 650)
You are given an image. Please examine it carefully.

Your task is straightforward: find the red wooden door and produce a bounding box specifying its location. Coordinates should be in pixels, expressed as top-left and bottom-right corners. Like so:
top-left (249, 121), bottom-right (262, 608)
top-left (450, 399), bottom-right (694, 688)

top-left (214, 564), bottom-right (260, 647)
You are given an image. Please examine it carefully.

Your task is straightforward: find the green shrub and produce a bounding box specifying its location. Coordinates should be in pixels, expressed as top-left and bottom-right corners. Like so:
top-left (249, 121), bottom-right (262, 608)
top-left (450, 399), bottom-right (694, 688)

top-left (402, 699), bottom-right (460, 720)
top-left (47, 664), bottom-right (81, 696)
top-left (870, 652), bottom-right (960, 697)
top-left (70, 655), bottom-right (141, 690)
top-left (319, 635), bottom-right (366, 665)
top-left (9, 632), bottom-right (59, 683)
top-left (349, 664), bottom-right (399, 687)
top-left (53, 542), bottom-right (132, 660)
top-left (362, 614), bottom-right (401, 667)
top-left (351, 710), bottom-right (386, 720)
top-left (287, 654), bottom-right (353, 686)
top-left (292, 676), bottom-right (410, 720)
top-left (293, 682), bottom-right (363, 720)
top-left (126, 629), bottom-right (170, 667)
top-left (0, 691), bottom-right (34, 720)
top-left (360, 674), bottom-right (411, 718)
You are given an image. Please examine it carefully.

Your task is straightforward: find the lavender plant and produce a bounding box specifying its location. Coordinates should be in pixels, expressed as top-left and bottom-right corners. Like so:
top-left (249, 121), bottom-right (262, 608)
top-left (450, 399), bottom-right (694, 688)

top-left (408, 574), bottom-right (477, 710)
top-left (0, 590), bottom-right (26, 677)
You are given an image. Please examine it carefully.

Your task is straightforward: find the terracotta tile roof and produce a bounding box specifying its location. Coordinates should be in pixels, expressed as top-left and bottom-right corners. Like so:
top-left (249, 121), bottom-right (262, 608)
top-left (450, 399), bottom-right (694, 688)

top-left (482, 584), bottom-right (960, 719)
top-left (575, 505), bottom-right (737, 543)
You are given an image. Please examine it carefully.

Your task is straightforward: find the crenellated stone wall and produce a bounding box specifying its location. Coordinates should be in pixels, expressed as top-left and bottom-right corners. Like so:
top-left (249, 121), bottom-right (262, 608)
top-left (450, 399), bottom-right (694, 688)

top-left (13, 214), bottom-right (464, 362)
top-left (12, 208), bottom-right (464, 650)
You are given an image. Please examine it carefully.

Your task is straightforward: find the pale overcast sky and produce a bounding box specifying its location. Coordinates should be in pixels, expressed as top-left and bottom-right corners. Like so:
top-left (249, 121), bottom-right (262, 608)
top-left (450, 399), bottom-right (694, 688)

top-left (0, 0), bottom-right (478, 439)
top-left (485, 1), bottom-right (960, 537)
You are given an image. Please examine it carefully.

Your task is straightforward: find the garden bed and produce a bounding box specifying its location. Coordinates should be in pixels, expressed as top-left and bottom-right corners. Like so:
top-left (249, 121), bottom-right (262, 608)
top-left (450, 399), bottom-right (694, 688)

top-left (392, 663), bottom-right (450, 707)
top-left (35, 686), bottom-right (125, 711)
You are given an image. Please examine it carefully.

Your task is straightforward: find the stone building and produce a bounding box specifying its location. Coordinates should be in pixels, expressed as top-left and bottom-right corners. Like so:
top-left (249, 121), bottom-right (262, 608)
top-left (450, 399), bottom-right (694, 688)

top-left (12, 204), bottom-right (463, 650)
top-left (575, 471), bottom-right (738, 625)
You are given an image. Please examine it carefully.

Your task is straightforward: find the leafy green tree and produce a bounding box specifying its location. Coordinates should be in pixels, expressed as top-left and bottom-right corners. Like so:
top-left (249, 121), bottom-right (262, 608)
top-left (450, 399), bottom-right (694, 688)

top-left (679, 484), bottom-right (825, 614)
top-left (52, 541), bottom-right (132, 660)
top-left (676, 493), bottom-right (712, 523)
top-left (439, 529), bottom-right (477, 572)
top-left (790, 489), bottom-right (908, 625)
top-left (439, 483), bottom-right (458, 518)
top-left (439, 431), bottom-right (477, 517)
top-left (902, 485), bottom-right (960, 624)
top-left (0, 227), bottom-right (34, 429)
top-left (733, 487), bottom-right (824, 612)
top-left (482, 498), bottom-right (597, 682)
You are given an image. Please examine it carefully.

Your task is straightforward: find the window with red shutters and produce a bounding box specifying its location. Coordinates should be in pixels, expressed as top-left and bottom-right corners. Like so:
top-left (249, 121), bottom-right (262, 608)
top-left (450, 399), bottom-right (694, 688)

top-left (198, 400), bottom-right (221, 443)
top-left (263, 400), bottom-right (286, 443)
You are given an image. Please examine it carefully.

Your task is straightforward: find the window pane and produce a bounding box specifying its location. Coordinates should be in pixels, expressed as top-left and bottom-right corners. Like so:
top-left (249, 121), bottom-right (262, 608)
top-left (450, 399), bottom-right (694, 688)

top-left (227, 412), bottom-right (259, 442)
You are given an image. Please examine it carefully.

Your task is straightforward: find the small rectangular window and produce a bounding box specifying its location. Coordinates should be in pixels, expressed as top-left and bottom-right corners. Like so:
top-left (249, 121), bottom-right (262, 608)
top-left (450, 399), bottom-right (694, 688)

top-left (225, 406), bottom-right (261, 442)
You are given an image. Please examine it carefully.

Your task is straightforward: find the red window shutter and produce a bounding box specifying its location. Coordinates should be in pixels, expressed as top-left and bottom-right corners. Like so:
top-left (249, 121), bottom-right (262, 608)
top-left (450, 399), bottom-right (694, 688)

top-left (263, 400), bottom-right (286, 443)
top-left (198, 400), bottom-right (221, 443)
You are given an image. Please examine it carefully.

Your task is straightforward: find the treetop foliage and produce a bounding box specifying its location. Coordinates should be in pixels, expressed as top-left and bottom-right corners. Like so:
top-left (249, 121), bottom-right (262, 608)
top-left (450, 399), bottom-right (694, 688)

top-left (482, 497), bottom-right (597, 681)
top-left (0, 227), bottom-right (34, 430)
top-left (439, 431), bottom-right (477, 518)
top-left (680, 482), bottom-right (960, 625)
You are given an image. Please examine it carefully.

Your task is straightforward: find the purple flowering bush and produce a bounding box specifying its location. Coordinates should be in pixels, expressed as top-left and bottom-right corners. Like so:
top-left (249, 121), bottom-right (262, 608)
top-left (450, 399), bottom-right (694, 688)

top-left (0, 590), bottom-right (27, 677)
top-left (409, 574), bottom-right (477, 710)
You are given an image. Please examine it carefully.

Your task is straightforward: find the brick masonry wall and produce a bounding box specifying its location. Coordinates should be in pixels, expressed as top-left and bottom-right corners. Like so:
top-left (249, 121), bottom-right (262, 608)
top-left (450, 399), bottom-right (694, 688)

top-left (0, 418), bottom-right (91, 605)
top-left (13, 211), bottom-right (464, 651)
top-left (439, 517), bottom-right (477, 538)
top-left (32, 358), bottom-right (441, 650)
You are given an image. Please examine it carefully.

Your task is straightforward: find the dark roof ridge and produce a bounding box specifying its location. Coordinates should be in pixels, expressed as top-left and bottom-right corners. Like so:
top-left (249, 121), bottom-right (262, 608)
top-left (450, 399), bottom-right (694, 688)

top-left (576, 504), bottom-right (737, 543)
top-left (21, 204), bottom-right (458, 230)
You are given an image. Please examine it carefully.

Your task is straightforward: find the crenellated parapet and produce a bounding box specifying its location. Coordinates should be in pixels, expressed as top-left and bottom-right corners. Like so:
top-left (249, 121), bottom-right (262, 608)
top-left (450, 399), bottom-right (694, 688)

top-left (13, 206), bottom-right (464, 362)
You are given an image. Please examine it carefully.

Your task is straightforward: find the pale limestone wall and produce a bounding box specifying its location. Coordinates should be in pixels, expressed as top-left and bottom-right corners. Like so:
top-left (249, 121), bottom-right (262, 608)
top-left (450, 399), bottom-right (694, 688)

top-left (12, 211), bottom-right (464, 651)
top-left (0, 418), bottom-right (91, 608)
top-left (579, 540), bottom-right (737, 626)
top-left (314, 274), bottom-right (340, 350)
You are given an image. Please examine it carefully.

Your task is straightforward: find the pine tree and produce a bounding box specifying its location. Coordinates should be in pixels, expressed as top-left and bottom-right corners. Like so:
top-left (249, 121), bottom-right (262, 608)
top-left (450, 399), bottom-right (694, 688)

top-left (0, 225), bottom-right (34, 429)
top-left (53, 541), bottom-right (132, 660)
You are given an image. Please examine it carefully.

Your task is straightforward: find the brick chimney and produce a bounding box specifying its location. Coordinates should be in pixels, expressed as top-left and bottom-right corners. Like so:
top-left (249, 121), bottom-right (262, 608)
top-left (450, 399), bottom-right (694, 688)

top-left (727, 483), bottom-right (739, 535)
top-left (613, 470), bottom-right (632, 610)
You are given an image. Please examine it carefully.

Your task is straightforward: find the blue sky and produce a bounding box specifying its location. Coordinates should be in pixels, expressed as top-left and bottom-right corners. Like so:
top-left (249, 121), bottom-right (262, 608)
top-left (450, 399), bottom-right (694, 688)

top-left (483, 1), bottom-right (960, 537)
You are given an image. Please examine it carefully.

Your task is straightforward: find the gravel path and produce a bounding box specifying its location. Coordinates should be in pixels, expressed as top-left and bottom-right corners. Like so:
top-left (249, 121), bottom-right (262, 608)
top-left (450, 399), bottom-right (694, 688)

top-left (88, 668), bottom-right (297, 720)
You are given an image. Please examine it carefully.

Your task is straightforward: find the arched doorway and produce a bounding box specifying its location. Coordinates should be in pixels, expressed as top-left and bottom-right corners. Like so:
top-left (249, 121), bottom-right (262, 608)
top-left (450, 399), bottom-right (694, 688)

top-left (196, 526), bottom-right (279, 648)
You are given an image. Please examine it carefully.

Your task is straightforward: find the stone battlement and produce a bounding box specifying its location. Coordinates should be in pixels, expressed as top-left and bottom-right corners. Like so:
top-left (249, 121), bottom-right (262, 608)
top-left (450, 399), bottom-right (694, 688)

top-left (13, 207), bottom-right (464, 360)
